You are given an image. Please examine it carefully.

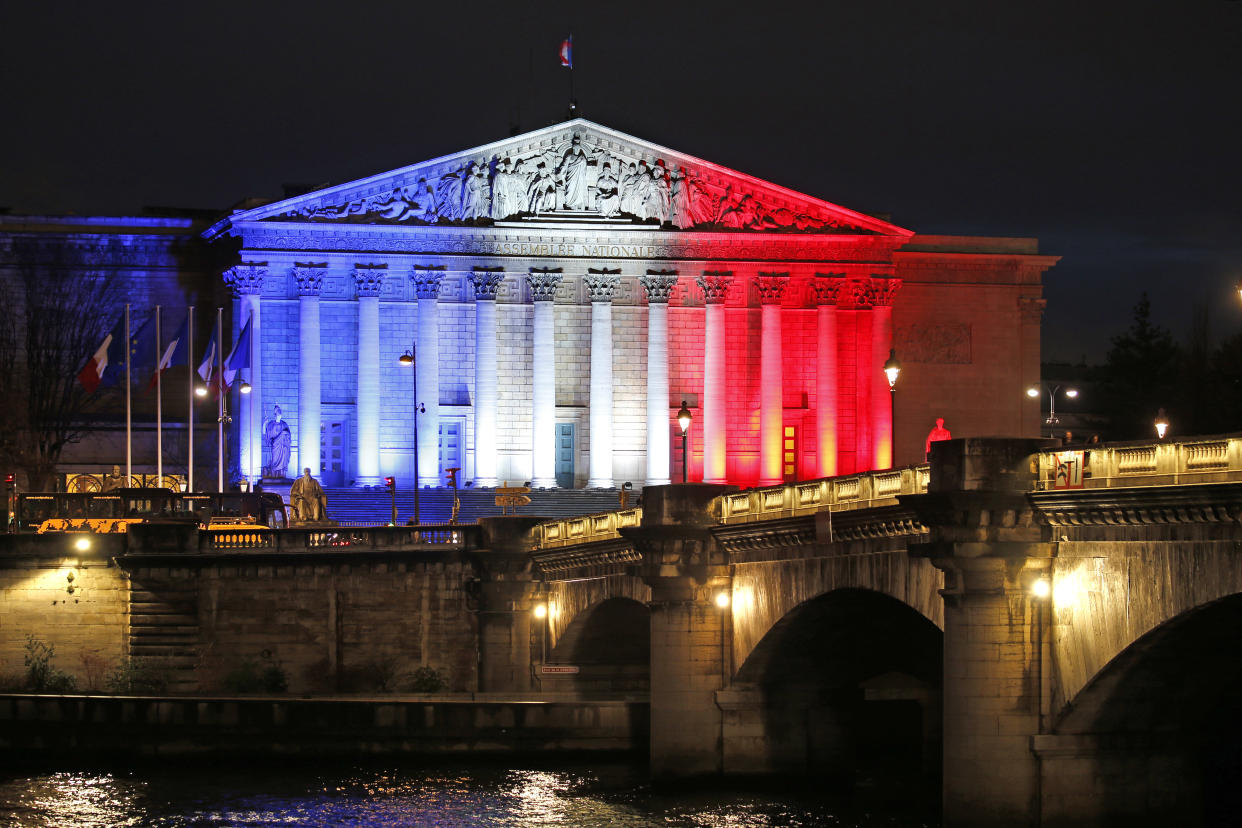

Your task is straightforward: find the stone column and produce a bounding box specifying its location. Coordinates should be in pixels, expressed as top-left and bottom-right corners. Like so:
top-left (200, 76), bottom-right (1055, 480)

top-left (625, 483), bottom-right (737, 778)
top-left (585, 270), bottom-right (621, 488)
top-left (907, 437), bottom-right (1056, 828)
top-left (528, 270), bottom-right (563, 488)
top-left (223, 264), bottom-right (265, 481)
top-left (871, 277), bottom-right (901, 469)
top-left (812, 275), bottom-right (843, 478)
top-left (639, 271), bottom-right (679, 486)
top-left (697, 272), bottom-right (733, 484)
top-left (471, 268), bottom-right (505, 488)
top-left (846, 278), bottom-right (874, 472)
top-left (353, 265), bottom-right (385, 485)
top-left (293, 264), bottom-right (326, 478)
top-left (412, 266), bottom-right (445, 489)
top-left (756, 273), bottom-right (788, 486)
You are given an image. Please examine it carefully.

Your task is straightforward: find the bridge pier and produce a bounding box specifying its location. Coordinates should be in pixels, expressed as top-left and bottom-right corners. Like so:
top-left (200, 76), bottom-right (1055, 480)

top-left (474, 517), bottom-right (546, 693)
top-left (623, 483), bottom-right (737, 779)
top-left (908, 438), bottom-right (1056, 828)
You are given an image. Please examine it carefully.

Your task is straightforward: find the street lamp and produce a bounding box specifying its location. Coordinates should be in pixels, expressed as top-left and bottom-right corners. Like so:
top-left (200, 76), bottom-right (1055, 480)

top-left (398, 345), bottom-right (425, 525)
top-left (677, 400), bottom-right (692, 484)
top-left (1027, 384), bottom-right (1078, 438)
top-left (1155, 408), bottom-right (1169, 440)
top-left (883, 349), bottom-right (900, 463)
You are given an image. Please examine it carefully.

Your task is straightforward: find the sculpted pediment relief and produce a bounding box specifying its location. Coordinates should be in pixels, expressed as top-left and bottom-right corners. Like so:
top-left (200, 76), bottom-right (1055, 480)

top-left (227, 119), bottom-right (907, 237)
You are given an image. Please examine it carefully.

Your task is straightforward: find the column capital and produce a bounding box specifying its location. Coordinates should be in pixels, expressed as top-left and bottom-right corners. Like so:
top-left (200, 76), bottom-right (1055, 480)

top-left (584, 268), bottom-right (621, 302)
top-left (639, 270), bottom-right (679, 304)
top-left (352, 264), bottom-right (386, 297)
top-left (527, 268), bottom-right (564, 302)
top-left (224, 263), bottom-right (267, 297)
top-left (292, 262), bottom-right (327, 296)
top-left (811, 272), bottom-right (846, 305)
top-left (696, 270), bottom-right (733, 304)
top-left (470, 267), bottom-right (506, 300)
top-left (755, 271), bottom-right (789, 305)
top-left (870, 276), bottom-right (902, 307)
top-left (411, 265), bottom-right (446, 300)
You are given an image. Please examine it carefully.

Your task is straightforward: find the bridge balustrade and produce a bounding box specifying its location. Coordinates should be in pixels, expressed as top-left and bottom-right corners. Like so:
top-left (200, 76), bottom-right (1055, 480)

top-left (1036, 436), bottom-right (1242, 489)
top-left (191, 525), bottom-right (472, 553)
top-left (717, 465), bottom-right (929, 524)
top-left (533, 508), bottom-right (642, 549)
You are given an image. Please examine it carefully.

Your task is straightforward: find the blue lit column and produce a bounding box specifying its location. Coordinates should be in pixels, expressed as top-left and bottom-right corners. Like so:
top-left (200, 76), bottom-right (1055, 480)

top-left (639, 271), bottom-right (679, 486)
top-left (528, 270), bottom-right (563, 489)
top-left (223, 264), bottom-right (265, 482)
top-left (470, 268), bottom-right (505, 488)
top-left (293, 264), bottom-right (326, 479)
top-left (412, 266), bottom-right (445, 489)
top-left (585, 270), bottom-right (621, 488)
top-left (353, 265), bottom-right (385, 485)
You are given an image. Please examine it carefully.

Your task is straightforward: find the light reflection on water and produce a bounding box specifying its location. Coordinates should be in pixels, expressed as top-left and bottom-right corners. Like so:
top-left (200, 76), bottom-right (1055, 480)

top-left (0, 763), bottom-right (936, 827)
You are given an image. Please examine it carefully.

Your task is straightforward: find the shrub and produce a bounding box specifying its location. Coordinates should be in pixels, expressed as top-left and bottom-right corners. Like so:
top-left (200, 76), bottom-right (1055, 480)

top-left (223, 653), bottom-right (287, 694)
top-left (406, 666), bottom-right (446, 693)
top-left (78, 649), bottom-right (110, 692)
top-left (23, 635), bottom-right (77, 693)
top-left (104, 658), bottom-right (173, 695)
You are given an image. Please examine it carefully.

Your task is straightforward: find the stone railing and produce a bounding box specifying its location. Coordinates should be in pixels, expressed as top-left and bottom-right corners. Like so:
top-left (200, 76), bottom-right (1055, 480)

top-left (717, 465), bottom-right (929, 525)
top-left (1035, 437), bottom-right (1242, 490)
top-left (123, 523), bottom-right (475, 555)
top-left (532, 508), bottom-right (643, 550)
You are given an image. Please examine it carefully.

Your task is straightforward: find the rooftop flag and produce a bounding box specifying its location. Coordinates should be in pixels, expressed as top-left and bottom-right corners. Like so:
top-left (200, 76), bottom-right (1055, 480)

top-left (560, 36), bottom-right (573, 68)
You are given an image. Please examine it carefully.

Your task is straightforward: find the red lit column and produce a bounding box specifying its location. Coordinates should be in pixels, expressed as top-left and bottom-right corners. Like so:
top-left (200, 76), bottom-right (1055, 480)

top-left (812, 275), bottom-right (843, 478)
top-left (756, 273), bottom-right (788, 486)
top-left (639, 271), bottom-right (679, 486)
top-left (870, 277), bottom-right (901, 469)
top-left (697, 271), bottom-right (733, 484)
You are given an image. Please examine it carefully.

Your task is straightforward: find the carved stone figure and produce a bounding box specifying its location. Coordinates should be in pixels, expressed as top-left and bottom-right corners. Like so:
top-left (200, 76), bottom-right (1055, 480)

top-left (510, 159), bottom-right (532, 214)
top-left (374, 186), bottom-right (417, 221)
top-left (527, 163), bottom-right (558, 215)
top-left (412, 177), bottom-right (438, 223)
top-left (925, 417), bottom-right (952, 459)
top-left (670, 167), bottom-right (693, 228)
top-left (264, 405), bottom-right (292, 479)
top-left (619, 162), bottom-right (640, 216)
top-left (289, 467), bottom-right (328, 523)
top-left (461, 162), bottom-right (491, 221)
top-left (436, 167), bottom-right (466, 221)
top-left (643, 164), bottom-right (671, 224)
top-left (595, 163), bottom-right (620, 217)
top-left (102, 464), bottom-right (125, 492)
top-left (557, 135), bottom-right (591, 210)
top-left (491, 159), bottom-right (515, 219)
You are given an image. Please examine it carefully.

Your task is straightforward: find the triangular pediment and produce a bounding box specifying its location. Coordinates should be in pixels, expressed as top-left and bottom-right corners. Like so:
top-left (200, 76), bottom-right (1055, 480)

top-left (219, 119), bottom-right (909, 237)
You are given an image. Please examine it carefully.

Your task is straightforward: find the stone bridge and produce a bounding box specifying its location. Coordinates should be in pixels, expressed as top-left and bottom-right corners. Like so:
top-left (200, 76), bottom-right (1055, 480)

top-left (525, 436), bottom-right (1242, 827)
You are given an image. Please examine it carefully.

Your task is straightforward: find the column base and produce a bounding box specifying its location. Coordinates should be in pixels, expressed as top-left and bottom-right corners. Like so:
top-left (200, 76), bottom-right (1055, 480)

top-left (416, 478), bottom-right (439, 489)
top-left (354, 476), bottom-right (382, 487)
top-left (646, 477), bottom-right (672, 486)
top-left (474, 477), bottom-right (499, 488)
top-left (587, 479), bottom-right (614, 489)
top-left (758, 477), bottom-right (784, 487)
top-left (531, 477), bottom-right (558, 489)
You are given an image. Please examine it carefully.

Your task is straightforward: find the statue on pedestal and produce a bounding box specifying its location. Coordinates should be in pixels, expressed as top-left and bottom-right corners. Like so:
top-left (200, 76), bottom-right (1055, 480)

top-left (263, 405), bottom-right (291, 480)
top-left (289, 467), bottom-right (329, 524)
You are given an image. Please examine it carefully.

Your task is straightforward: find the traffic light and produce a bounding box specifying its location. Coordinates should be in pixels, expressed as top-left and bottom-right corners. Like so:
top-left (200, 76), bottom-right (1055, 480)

top-left (384, 476), bottom-right (395, 492)
top-left (4, 473), bottom-right (14, 487)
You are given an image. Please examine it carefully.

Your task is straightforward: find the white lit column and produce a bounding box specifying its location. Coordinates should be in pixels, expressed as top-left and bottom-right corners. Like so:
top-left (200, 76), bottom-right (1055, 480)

top-left (757, 273), bottom-right (788, 486)
top-left (698, 271), bottom-right (732, 484)
top-left (871, 277), bottom-right (901, 469)
top-left (639, 272), bottom-right (679, 486)
top-left (585, 270), bottom-right (621, 488)
top-left (528, 271), bottom-right (563, 488)
top-left (412, 266), bottom-right (445, 489)
top-left (353, 265), bottom-right (384, 485)
top-left (471, 268), bottom-right (505, 488)
top-left (294, 264), bottom-right (325, 478)
top-left (224, 264), bottom-right (265, 481)
top-left (812, 275), bottom-right (843, 478)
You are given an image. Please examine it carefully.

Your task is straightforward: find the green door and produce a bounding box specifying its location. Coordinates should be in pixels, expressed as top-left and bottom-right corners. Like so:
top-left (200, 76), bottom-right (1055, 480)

top-left (555, 423), bottom-right (575, 489)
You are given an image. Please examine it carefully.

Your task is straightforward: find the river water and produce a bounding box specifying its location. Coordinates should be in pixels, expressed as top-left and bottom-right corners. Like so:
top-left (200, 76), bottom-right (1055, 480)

top-left (0, 760), bottom-right (938, 827)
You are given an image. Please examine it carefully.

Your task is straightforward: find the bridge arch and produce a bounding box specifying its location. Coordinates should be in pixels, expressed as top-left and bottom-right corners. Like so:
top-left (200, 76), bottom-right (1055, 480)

top-left (722, 586), bottom-right (942, 793)
top-left (1041, 593), bottom-right (1242, 826)
top-left (541, 578), bottom-right (651, 692)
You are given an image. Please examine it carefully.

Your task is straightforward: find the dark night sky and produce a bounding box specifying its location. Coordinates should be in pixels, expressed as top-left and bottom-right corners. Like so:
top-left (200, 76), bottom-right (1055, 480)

top-left (3, 1), bottom-right (1240, 363)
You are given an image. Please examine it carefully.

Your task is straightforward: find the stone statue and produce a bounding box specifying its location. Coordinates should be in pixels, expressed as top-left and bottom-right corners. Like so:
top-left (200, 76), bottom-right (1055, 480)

top-left (462, 162), bottom-right (490, 220)
top-left (619, 162), bottom-right (640, 216)
top-left (491, 159), bottom-right (515, 219)
top-left (264, 405), bottom-right (292, 479)
top-left (557, 135), bottom-right (591, 210)
top-left (643, 164), bottom-right (671, 224)
top-left (595, 163), bottom-right (620, 217)
top-left (925, 417), bottom-right (952, 459)
top-left (527, 163), bottom-right (557, 215)
top-left (670, 167), bottom-right (694, 229)
top-left (289, 467), bottom-right (328, 523)
top-left (436, 167), bottom-right (466, 221)
top-left (101, 464), bottom-right (125, 492)
top-left (412, 177), bottom-right (438, 223)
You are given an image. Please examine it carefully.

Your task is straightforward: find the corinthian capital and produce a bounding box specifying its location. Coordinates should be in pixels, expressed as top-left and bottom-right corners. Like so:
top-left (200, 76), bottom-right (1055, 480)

top-left (811, 273), bottom-right (846, 305)
top-left (584, 269), bottom-right (622, 303)
top-left (870, 276), bottom-right (902, 307)
top-left (697, 270), bottom-right (733, 304)
top-left (292, 263), bottom-right (328, 296)
top-left (223, 263), bottom-right (267, 297)
top-left (470, 267), bottom-right (506, 301)
top-left (527, 268), bottom-right (564, 302)
top-left (411, 265), bottom-right (446, 300)
top-left (352, 264), bottom-right (386, 297)
top-left (639, 270), bottom-right (679, 304)
top-left (755, 272), bottom-right (790, 305)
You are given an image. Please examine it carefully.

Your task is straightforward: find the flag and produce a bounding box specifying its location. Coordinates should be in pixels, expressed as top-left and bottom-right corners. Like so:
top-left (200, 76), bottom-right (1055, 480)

top-left (127, 315), bottom-right (158, 386)
top-left (223, 315), bottom-right (252, 387)
top-left (150, 313), bottom-right (189, 388)
top-left (559, 36), bottom-right (573, 68)
top-left (197, 322), bottom-right (220, 387)
top-left (77, 314), bottom-right (125, 393)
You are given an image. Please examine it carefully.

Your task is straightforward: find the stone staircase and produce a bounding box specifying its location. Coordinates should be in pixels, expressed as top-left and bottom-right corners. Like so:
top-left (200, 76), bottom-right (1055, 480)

top-left (321, 487), bottom-right (627, 526)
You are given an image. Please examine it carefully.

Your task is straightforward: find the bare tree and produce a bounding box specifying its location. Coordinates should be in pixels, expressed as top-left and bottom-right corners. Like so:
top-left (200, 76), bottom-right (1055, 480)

top-left (0, 241), bottom-right (124, 490)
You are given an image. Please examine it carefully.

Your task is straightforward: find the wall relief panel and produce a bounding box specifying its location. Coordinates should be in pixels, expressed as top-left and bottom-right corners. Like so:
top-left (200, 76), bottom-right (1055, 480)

top-left (895, 323), bottom-right (972, 364)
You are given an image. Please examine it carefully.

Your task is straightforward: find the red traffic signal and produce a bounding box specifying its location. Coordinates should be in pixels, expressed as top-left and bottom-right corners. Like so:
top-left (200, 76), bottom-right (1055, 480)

top-left (384, 476), bottom-right (395, 491)
top-left (3, 473), bottom-right (13, 485)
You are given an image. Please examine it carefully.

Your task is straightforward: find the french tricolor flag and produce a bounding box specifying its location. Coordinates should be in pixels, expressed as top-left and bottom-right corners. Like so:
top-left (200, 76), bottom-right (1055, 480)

top-left (77, 314), bottom-right (126, 393)
top-left (559, 36), bottom-right (573, 68)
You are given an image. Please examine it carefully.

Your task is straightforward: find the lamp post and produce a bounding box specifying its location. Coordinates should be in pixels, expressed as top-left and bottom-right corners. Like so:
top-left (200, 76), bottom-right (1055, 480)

top-left (677, 400), bottom-right (692, 483)
top-left (1155, 408), bottom-right (1169, 440)
top-left (1027, 384), bottom-right (1078, 438)
top-left (399, 344), bottom-right (425, 525)
top-left (883, 349), bottom-right (901, 463)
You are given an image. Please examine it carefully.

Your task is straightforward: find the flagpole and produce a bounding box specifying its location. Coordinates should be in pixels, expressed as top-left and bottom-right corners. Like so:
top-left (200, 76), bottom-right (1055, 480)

top-left (125, 304), bottom-right (132, 485)
top-left (156, 306), bottom-right (163, 485)
top-left (187, 306), bottom-right (195, 493)
top-left (217, 306), bottom-right (224, 492)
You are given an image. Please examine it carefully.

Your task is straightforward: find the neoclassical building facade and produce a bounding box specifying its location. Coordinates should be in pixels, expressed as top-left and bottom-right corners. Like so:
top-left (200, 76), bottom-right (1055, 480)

top-left (205, 119), bottom-right (1057, 489)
